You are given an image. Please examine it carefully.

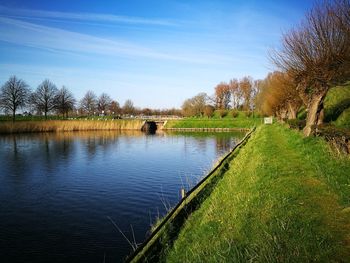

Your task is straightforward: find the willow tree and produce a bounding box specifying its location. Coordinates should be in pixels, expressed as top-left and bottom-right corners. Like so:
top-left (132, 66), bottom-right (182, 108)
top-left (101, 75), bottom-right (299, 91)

top-left (257, 71), bottom-right (301, 120)
top-left (271, 0), bottom-right (350, 136)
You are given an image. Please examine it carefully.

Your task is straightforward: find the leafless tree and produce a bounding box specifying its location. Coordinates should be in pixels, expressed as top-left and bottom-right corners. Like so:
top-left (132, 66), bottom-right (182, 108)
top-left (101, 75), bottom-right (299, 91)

top-left (229, 78), bottom-right (241, 109)
top-left (97, 93), bottom-right (112, 115)
top-left (30, 79), bottom-right (58, 119)
top-left (80, 90), bottom-right (97, 116)
top-left (54, 86), bottom-right (76, 118)
top-left (122, 99), bottom-right (135, 115)
top-left (203, 105), bottom-right (215, 118)
top-left (182, 93), bottom-right (208, 117)
top-left (109, 100), bottom-right (121, 115)
top-left (215, 82), bottom-right (230, 109)
top-left (271, 0), bottom-right (350, 135)
top-left (239, 76), bottom-right (253, 111)
top-left (0, 76), bottom-right (30, 121)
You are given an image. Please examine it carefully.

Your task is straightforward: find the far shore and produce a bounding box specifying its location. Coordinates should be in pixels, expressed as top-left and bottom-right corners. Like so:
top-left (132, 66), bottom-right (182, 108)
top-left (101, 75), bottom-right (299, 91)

top-left (0, 117), bottom-right (260, 134)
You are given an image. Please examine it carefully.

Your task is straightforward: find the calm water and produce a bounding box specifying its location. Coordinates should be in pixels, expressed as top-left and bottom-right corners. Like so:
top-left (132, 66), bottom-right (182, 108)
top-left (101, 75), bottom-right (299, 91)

top-left (0, 130), bottom-right (244, 263)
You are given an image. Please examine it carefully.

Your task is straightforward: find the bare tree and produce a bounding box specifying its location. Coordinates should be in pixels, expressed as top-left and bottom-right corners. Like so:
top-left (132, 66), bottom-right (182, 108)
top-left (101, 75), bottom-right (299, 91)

top-left (181, 93), bottom-right (208, 117)
top-left (229, 78), bottom-right (241, 109)
top-left (122, 99), bottom-right (135, 115)
top-left (30, 79), bottom-right (58, 119)
top-left (97, 93), bottom-right (112, 115)
top-left (271, 0), bottom-right (350, 135)
top-left (239, 76), bottom-right (253, 111)
top-left (109, 100), bottom-right (121, 115)
top-left (80, 91), bottom-right (97, 116)
top-left (203, 105), bottom-right (215, 118)
top-left (54, 86), bottom-right (76, 118)
top-left (0, 76), bottom-right (30, 121)
top-left (215, 82), bottom-right (230, 109)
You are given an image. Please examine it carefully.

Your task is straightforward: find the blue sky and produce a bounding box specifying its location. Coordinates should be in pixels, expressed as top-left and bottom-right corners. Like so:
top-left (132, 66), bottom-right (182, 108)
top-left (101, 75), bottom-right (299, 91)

top-left (0, 0), bottom-right (313, 108)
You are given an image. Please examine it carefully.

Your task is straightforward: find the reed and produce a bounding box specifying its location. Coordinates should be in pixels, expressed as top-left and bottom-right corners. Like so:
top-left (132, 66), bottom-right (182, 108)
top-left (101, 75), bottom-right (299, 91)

top-left (0, 120), bottom-right (144, 134)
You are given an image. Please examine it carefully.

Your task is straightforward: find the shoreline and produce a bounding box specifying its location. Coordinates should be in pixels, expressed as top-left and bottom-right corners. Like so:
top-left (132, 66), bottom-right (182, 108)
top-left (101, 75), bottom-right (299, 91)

top-left (0, 119), bottom-right (254, 134)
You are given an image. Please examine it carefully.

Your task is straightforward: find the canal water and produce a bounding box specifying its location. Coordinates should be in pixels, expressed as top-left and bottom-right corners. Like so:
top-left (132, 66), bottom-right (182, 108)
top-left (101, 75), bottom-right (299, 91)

top-left (0, 130), bottom-right (244, 262)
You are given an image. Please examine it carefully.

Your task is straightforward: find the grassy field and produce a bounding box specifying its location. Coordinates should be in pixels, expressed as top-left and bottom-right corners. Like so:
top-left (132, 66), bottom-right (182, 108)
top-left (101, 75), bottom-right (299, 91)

top-left (0, 120), bottom-right (144, 134)
top-left (165, 124), bottom-right (350, 262)
top-left (165, 116), bottom-right (262, 129)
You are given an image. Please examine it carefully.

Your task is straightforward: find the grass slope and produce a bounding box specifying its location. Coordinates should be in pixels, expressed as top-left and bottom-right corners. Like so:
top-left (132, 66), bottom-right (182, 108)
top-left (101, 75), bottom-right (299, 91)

top-left (166, 117), bottom-right (262, 129)
top-left (324, 83), bottom-right (350, 124)
top-left (166, 124), bottom-right (350, 262)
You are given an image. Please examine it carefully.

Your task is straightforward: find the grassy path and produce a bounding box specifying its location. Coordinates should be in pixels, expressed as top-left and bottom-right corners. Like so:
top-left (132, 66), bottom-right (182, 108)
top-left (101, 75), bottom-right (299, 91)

top-left (165, 124), bottom-right (350, 262)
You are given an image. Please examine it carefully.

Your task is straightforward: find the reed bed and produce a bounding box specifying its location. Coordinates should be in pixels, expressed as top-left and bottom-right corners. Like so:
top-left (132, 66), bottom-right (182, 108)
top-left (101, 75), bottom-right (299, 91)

top-left (0, 120), bottom-right (145, 134)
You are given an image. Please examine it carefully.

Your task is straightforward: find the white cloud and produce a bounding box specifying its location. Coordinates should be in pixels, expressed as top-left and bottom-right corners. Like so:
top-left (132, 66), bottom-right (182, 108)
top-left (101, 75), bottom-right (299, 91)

top-left (0, 5), bottom-right (177, 26)
top-left (0, 17), bottom-right (231, 64)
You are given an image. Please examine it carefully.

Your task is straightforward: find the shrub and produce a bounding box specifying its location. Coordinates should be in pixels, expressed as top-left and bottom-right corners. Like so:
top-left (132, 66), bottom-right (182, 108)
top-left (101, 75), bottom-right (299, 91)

top-left (287, 119), bottom-right (306, 130)
top-left (203, 105), bottom-right (215, 118)
top-left (314, 125), bottom-right (350, 154)
top-left (217, 109), bottom-right (228, 118)
top-left (231, 110), bottom-right (239, 118)
top-left (244, 111), bottom-right (252, 117)
top-left (297, 107), bottom-right (307, 120)
top-left (334, 108), bottom-right (350, 128)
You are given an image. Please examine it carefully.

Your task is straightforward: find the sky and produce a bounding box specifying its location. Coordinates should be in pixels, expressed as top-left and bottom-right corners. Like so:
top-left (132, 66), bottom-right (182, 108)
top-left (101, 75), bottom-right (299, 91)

top-left (0, 0), bottom-right (314, 108)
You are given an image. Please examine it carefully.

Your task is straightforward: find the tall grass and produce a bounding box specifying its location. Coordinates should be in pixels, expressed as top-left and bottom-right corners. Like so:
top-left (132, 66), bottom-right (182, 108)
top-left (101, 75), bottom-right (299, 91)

top-left (0, 120), bottom-right (144, 134)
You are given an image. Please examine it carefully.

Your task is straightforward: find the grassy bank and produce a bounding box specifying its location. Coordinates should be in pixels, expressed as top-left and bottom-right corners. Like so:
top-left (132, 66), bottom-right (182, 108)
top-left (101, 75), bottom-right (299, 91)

top-left (0, 120), bottom-right (144, 134)
top-left (165, 124), bottom-right (350, 262)
top-left (165, 117), bottom-right (262, 129)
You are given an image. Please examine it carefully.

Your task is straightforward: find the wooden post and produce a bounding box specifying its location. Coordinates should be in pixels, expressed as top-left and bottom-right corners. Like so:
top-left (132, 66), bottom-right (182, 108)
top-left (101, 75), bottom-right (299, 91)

top-left (181, 188), bottom-right (186, 199)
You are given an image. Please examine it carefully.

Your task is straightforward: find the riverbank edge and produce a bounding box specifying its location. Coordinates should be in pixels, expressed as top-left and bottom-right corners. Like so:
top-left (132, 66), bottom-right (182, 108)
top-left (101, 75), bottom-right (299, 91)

top-left (162, 127), bottom-right (250, 132)
top-left (0, 119), bottom-right (253, 134)
top-left (126, 128), bottom-right (255, 263)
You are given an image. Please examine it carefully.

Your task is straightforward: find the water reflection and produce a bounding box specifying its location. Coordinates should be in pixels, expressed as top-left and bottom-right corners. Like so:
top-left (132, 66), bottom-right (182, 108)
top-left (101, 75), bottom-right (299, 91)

top-left (0, 130), bottom-right (244, 263)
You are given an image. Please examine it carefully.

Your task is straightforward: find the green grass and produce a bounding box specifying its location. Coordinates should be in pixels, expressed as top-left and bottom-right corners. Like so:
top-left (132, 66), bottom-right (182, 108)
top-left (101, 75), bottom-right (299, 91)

top-left (166, 116), bottom-right (262, 129)
top-left (165, 124), bottom-right (350, 262)
top-left (324, 83), bottom-right (350, 124)
top-left (334, 108), bottom-right (350, 128)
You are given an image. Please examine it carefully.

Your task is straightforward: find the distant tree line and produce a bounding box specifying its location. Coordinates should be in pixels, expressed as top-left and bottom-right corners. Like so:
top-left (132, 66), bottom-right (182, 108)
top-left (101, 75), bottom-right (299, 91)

top-left (182, 76), bottom-right (260, 118)
top-left (182, 0), bottom-right (350, 136)
top-left (0, 76), bottom-right (181, 121)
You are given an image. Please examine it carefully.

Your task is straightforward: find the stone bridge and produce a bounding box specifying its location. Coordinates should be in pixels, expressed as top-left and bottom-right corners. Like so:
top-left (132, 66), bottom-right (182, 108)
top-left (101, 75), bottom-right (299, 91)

top-left (141, 120), bottom-right (167, 133)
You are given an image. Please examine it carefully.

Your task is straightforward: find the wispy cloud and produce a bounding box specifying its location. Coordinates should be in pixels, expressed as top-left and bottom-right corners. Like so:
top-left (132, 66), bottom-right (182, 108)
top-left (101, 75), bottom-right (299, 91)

top-left (0, 17), bottom-right (230, 64)
top-left (0, 5), bottom-right (178, 26)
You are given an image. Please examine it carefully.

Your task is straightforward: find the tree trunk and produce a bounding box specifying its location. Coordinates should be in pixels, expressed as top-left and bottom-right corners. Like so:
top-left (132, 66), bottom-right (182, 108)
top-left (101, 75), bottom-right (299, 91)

top-left (287, 102), bottom-right (297, 119)
top-left (12, 109), bottom-right (15, 122)
top-left (45, 111), bottom-right (47, 120)
top-left (303, 92), bottom-right (326, 136)
top-left (317, 106), bottom-right (324, 125)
